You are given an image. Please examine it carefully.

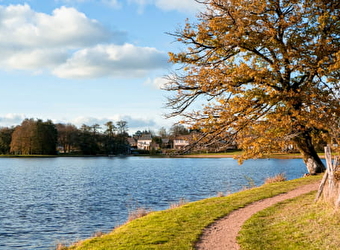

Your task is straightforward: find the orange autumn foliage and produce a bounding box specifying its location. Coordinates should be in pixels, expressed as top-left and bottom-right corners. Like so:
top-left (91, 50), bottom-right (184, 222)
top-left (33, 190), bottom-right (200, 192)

top-left (165, 0), bottom-right (340, 174)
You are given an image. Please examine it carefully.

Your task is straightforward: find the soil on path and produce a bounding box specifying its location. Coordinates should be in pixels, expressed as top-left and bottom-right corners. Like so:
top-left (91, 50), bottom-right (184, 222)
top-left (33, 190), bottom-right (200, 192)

top-left (195, 182), bottom-right (320, 250)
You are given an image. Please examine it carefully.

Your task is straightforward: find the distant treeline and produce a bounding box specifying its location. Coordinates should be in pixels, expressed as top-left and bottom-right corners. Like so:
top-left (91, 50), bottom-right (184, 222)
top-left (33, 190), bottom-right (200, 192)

top-left (0, 118), bottom-right (130, 155)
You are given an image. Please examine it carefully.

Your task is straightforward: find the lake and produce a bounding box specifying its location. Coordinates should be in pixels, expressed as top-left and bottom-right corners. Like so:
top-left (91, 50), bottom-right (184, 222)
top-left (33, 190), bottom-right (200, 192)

top-left (0, 156), bottom-right (308, 249)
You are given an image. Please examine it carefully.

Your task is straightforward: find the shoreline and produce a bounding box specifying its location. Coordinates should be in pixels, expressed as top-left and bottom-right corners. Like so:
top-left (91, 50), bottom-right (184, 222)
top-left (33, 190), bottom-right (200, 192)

top-left (65, 175), bottom-right (322, 250)
top-left (0, 153), bottom-right (306, 159)
top-left (174, 153), bottom-right (304, 159)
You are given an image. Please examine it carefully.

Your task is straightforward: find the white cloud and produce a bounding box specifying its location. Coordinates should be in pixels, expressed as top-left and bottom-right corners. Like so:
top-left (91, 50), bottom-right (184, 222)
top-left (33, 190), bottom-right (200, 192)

top-left (71, 115), bottom-right (156, 130)
top-left (53, 43), bottom-right (169, 79)
top-left (58, 0), bottom-right (122, 8)
top-left (4, 48), bottom-right (67, 70)
top-left (154, 0), bottom-right (203, 13)
top-left (128, 0), bottom-right (203, 13)
top-left (57, 0), bottom-right (203, 13)
top-left (0, 114), bottom-right (27, 127)
top-left (101, 0), bottom-right (122, 8)
top-left (144, 76), bottom-right (168, 89)
top-left (0, 5), bottom-right (113, 49)
top-left (0, 113), bottom-right (162, 134)
top-left (57, 0), bottom-right (88, 2)
top-left (0, 4), bottom-right (168, 79)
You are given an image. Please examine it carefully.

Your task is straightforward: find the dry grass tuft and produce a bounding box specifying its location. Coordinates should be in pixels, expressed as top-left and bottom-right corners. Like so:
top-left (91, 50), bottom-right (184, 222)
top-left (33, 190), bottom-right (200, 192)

top-left (264, 173), bottom-right (287, 184)
top-left (127, 207), bottom-right (152, 222)
top-left (169, 198), bottom-right (188, 209)
top-left (217, 192), bottom-right (225, 197)
top-left (92, 231), bottom-right (105, 238)
top-left (55, 243), bottom-right (68, 250)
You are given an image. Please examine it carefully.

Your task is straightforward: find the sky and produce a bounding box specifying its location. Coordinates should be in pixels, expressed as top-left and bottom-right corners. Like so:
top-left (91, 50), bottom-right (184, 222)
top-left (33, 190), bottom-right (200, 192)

top-left (0, 0), bottom-right (204, 134)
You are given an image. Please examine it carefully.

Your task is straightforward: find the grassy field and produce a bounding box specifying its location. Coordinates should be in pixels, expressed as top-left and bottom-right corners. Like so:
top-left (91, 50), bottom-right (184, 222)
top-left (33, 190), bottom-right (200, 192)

top-left (238, 191), bottom-right (340, 249)
top-left (63, 175), bottom-right (322, 250)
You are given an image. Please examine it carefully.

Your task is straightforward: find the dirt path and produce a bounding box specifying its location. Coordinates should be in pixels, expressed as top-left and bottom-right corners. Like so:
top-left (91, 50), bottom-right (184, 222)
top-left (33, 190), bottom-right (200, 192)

top-left (195, 182), bottom-right (319, 250)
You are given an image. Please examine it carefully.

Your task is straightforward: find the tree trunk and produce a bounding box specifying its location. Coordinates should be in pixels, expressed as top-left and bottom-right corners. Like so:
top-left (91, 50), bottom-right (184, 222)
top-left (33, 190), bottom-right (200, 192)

top-left (293, 131), bottom-right (325, 175)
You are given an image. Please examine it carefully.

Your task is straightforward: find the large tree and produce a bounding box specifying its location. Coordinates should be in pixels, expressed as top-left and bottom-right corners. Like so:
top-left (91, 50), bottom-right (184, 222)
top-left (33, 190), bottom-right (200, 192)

top-left (103, 121), bottom-right (117, 155)
top-left (0, 127), bottom-right (14, 154)
top-left (10, 119), bottom-right (57, 155)
top-left (78, 124), bottom-right (100, 155)
top-left (56, 123), bottom-right (79, 153)
top-left (165, 0), bottom-right (340, 174)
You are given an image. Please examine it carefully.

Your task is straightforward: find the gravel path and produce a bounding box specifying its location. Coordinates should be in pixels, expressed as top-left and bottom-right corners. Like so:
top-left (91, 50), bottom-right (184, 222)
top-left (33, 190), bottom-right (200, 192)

top-left (195, 182), bottom-right (319, 250)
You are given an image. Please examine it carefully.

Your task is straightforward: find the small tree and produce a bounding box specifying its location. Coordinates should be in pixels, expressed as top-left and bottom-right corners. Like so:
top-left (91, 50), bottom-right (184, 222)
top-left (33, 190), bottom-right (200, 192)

top-left (158, 127), bottom-right (168, 138)
top-left (116, 120), bottom-right (128, 135)
top-left (169, 124), bottom-right (190, 137)
top-left (103, 121), bottom-right (117, 155)
top-left (115, 120), bottom-right (129, 154)
top-left (165, 0), bottom-right (340, 174)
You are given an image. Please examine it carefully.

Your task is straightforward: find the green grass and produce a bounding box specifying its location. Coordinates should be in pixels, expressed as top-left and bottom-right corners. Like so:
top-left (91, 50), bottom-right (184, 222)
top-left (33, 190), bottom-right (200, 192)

top-left (238, 191), bottom-right (340, 250)
top-left (0, 154), bottom-right (58, 158)
top-left (192, 150), bottom-right (243, 155)
top-left (182, 151), bottom-right (312, 159)
top-left (66, 175), bottom-right (321, 250)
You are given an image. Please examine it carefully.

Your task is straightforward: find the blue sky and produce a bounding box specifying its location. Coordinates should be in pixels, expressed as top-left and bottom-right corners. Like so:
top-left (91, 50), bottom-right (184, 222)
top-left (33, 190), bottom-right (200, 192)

top-left (0, 0), bottom-right (203, 134)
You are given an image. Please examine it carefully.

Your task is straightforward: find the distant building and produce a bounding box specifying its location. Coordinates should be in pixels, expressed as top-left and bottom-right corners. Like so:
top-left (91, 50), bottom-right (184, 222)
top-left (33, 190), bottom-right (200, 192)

top-left (161, 138), bottom-right (171, 149)
top-left (137, 134), bottom-right (152, 150)
top-left (127, 137), bottom-right (137, 149)
top-left (173, 136), bottom-right (190, 149)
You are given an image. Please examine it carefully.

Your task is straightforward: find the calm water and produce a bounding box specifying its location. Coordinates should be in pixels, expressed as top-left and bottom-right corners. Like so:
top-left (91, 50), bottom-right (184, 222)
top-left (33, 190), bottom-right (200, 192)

top-left (0, 156), bottom-right (307, 249)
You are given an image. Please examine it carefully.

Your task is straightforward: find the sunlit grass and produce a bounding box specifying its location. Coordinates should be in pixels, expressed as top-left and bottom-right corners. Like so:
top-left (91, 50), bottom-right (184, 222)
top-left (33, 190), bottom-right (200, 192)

top-left (238, 191), bottom-right (340, 250)
top-left (66, 175), bottom-right (321, 250)
top-left (182, 151), bottom-right (314, 159)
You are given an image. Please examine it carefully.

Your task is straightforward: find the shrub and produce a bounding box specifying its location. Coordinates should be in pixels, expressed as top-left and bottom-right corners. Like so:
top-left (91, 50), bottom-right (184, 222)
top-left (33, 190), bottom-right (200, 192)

top-left (169, 198), bottom-right (188, 209)
top-left (127, 208), bottom-right (152, 222)
top-left (264, 173), bottom-right (287, 184)
top-left (216, 192), bottom-right (225, 197)
top-left (55, 243), bottom-right (68, 250)
top-left (92, 231), bottom-right (105, 238)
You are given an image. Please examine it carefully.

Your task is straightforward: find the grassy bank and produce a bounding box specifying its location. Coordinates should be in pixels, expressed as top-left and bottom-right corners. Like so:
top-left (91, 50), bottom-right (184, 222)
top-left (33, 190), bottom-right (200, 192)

top-left (178, 151), bottom-right (324, 159)
top-left (64, 175), bottom-right (322, 250)
top-left (238, 191), bottom-right (340, 249)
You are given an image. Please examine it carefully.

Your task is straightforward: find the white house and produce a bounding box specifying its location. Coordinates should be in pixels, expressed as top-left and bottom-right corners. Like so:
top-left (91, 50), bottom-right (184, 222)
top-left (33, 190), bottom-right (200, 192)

top-left (173, 136), bottom-right (190, 149)
top-left (137, 134), bottom-right (152, 150)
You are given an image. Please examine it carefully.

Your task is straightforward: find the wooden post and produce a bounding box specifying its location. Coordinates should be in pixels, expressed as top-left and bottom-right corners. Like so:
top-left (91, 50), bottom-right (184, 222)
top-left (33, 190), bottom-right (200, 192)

top-left (315, 145), bottom-right (340, 207)
top-left (315, 170), bottom-right (328, 202)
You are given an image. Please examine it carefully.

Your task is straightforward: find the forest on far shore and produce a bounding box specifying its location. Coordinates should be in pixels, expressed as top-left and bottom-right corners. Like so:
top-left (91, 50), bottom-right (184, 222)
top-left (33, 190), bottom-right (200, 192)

top-left (0, 118), bottom-right (190, 156)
